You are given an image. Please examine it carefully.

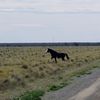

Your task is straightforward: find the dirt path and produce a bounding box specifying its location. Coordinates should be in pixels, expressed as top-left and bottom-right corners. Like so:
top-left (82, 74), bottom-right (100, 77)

top-left (42, 68), bottom-right (100, 100)
top-left (68, 77), bottom-right (100, 100)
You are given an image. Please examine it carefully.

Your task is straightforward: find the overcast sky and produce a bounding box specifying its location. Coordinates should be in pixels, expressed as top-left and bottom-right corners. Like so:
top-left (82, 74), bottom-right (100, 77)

top-left (0, 0), bottom-right (100, 43)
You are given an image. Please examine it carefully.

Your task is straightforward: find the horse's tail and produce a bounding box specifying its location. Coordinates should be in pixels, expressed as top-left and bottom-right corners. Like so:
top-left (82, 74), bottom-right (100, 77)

top-left (65, 53), bottom-right (69, 60)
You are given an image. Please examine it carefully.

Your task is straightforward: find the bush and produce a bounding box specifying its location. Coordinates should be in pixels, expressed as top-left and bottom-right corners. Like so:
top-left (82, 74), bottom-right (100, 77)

top-left (13, 90), bottom-right (45, 100)
top-left (21, 65), bottom-right (28, 69)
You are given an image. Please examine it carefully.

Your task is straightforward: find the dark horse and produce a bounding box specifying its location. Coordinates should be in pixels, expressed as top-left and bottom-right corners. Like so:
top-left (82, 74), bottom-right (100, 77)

top-left (46, 48), bottom-right (69, 63)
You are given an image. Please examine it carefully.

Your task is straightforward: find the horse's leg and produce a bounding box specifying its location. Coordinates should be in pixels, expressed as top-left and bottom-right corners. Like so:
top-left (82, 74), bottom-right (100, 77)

top-left (51, 57), bottom-right (55, 62)
top-left (65, 53), bottom-right (69, 60)
top-left (62, 57), bottom-right (65, 61)
top-left (55, 57), bottom-right (57, 63)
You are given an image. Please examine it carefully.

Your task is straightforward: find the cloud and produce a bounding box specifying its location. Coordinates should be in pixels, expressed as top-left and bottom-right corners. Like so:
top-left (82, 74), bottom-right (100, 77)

top-left (0, 0), bottom-right (100, 13)
top-left (14, 23), bottom-right (45, 28)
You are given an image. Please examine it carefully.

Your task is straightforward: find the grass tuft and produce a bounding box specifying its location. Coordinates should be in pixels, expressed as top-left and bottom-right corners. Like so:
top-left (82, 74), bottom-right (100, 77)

top-left (13, 90), bottom-right (45, 100)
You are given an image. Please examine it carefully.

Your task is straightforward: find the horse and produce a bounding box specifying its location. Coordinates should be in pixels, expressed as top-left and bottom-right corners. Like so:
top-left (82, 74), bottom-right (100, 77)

top-left (46, 48), bottom-right (69, 63)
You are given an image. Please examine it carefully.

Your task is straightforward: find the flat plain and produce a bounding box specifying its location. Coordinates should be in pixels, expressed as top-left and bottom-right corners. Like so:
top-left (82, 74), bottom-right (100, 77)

top-left (0, 46), bottom-right (100, 100)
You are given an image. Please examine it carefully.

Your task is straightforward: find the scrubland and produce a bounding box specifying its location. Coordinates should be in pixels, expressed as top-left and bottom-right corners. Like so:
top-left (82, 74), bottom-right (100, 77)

top-left (0, 46), bottom-right (100, 100)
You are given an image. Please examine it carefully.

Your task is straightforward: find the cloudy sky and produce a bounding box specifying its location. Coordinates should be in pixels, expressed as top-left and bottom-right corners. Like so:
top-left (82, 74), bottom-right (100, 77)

top-left (0, 0), bottom-right (100, 43)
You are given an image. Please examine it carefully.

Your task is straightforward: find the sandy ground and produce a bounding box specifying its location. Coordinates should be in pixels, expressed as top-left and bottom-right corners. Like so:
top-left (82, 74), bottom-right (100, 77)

top-left (42, 68), bottom-right (100, 100)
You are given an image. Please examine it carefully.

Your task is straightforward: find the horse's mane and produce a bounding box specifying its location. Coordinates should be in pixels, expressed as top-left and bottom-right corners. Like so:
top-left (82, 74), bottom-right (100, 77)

top-left (48, 48), bottom-right (58, 53)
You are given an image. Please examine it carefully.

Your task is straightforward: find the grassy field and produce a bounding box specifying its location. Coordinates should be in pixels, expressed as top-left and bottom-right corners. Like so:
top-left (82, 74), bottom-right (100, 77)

top-left (0, 46), bottom-right (100, 100)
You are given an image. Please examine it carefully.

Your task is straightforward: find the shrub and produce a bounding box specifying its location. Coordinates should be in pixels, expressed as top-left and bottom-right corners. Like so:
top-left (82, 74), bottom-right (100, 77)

top-left (13, 90), bottom-right (45, 100)
top-left (22, 65), bottom-right (28, 69)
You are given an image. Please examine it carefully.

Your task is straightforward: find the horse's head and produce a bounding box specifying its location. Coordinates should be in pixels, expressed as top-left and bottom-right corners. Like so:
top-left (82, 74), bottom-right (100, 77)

top-left (45, 48), bottom-right (51, 53)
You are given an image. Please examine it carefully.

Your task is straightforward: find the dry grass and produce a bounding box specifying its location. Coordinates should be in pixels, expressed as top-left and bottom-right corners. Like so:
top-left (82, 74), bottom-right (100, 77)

top-left (0, 46), bottom-right (100, 99)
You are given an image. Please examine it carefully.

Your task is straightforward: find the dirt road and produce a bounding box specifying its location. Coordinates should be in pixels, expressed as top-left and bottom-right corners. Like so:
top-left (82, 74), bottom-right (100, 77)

top-left (42, 68), bottom-right (100, 100)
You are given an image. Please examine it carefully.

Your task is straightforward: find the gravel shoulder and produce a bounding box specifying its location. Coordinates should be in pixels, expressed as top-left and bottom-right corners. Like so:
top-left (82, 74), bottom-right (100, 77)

top-left (42, 68), bottom-right (100, 100)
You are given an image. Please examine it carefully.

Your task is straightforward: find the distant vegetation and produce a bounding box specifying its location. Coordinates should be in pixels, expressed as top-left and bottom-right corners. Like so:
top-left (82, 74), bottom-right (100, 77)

top-left (0, 42), bottom-right (100, 47)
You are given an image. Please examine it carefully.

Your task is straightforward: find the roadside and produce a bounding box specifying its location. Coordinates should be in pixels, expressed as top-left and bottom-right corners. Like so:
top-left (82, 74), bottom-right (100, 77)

top-left (42, 68), bottom-right (100, 100)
